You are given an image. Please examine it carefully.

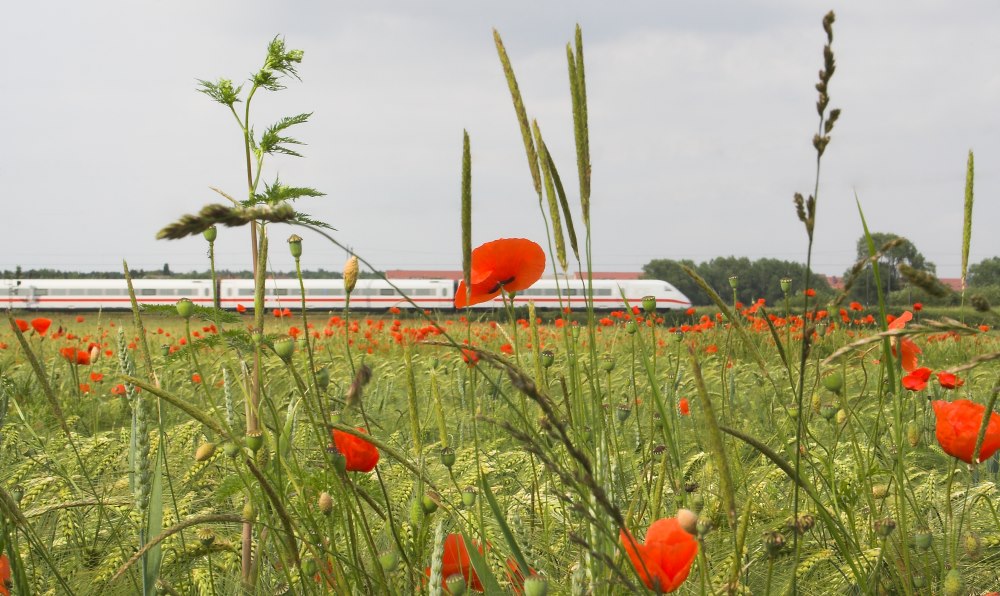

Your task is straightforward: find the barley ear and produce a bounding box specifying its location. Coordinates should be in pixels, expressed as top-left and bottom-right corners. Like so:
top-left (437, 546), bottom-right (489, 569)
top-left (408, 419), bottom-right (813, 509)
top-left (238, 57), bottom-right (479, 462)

top-left (961, 149), bottom-right (975, 292)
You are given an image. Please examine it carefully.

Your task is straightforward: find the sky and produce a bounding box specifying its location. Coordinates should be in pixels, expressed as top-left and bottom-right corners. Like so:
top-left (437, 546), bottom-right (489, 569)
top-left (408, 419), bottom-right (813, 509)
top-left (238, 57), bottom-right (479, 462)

top-left (4, 1), bottom-right (1000, 280)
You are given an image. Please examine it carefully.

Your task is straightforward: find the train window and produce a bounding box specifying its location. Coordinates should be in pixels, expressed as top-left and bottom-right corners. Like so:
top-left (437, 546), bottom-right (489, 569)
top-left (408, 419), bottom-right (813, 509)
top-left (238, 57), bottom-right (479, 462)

top-left (413, 288), bottom-right (433, 296)
top-left (239, 289), bottom-right (254, 296)
top-left (140, 289), bottom-right (156, 296)
top-left (50, 289), bottom-right (67, 296)
top-left (160, 289), bottom-right (177, 296)
top-left (379, 288), bottom-right (396, 296)
top-left (86, 288), bottom-right (102, 296)
top-left (596, 289), bottom-right (613, 296)
top-left (33, 289), bottom-right (49, 296)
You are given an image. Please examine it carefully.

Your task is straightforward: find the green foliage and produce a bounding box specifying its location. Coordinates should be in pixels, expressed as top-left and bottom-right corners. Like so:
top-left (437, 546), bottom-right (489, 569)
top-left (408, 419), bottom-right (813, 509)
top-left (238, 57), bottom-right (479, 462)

top-left (845, 232), bottom-right (934, 302)
top-left (643, 256), bottom-right (831, 305)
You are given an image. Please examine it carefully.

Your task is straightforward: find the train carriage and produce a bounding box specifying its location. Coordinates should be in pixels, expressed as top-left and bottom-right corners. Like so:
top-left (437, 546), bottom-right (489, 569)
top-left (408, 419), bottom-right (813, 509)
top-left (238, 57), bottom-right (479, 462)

top-left (3, 278), bottom-right (214, 310)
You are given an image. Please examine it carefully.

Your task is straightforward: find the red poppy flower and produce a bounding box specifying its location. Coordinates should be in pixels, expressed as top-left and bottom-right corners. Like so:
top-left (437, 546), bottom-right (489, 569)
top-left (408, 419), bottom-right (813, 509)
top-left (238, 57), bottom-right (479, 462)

top-left (805, 288), bottom-right (816, 297)
top-left (454, 238), bottom-right (546, 308)
top-left (191, 373), bottom-right (202, 384)
top-left (704, 344), bottom-right (718, 355)
top-left (888, 311), bottom-right (921, 372)
top-left (849, 301), bottom-right (862, 312)
top-left (90, 372), bottom-right (104, 382)
top-left (913, 302), bottom-right (923, 312)
top-left (936, 371), bottom-right (964, 389)
top-left (902, 367), bottom-right (932, 391)
top-left (236, 304), bottom-right (247, 313)
top-left (75, 315), bottom-right (85, 323)
top-left (79, 383), bottom-right (91, 394)
top-left (289, 326), bottom-right (302, 338)
top-left (932, 399), bottom-right (1000, 464)
top-left (111, 384), bottom-right (127, 395)
top-left (14, 319), bottom-right (29, 333)
top-left (331, 427), bottom-right (380, 472)
top-left (684, 307), bottom-right (696, 316)
top-left (425, 534), bottom-right (484, 592)
top-left (678, 398), bottom-right (690, 416)
top-left (0, 553), bottom-right (9, 596)
top-left (620, 517), bottom-right (698, 592)
top-left (31, 317), bottom-right (52, 335)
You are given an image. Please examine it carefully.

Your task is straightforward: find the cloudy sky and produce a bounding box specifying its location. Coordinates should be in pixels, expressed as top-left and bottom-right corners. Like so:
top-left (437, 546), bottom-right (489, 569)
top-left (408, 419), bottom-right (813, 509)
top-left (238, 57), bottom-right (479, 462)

top-left (4, 1), bottom-right (1000, 280)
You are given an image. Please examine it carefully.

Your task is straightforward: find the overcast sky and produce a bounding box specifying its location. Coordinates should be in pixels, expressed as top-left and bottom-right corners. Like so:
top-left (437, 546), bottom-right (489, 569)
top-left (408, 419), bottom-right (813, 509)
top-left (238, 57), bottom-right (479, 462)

top-left (4, 1), bottom-right (1000, 280)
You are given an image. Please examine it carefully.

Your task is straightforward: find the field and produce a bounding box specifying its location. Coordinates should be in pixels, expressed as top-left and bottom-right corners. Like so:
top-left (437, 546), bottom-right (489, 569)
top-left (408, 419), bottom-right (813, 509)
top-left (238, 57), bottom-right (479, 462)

top-left (3, 10), bottom-right (1000, 596)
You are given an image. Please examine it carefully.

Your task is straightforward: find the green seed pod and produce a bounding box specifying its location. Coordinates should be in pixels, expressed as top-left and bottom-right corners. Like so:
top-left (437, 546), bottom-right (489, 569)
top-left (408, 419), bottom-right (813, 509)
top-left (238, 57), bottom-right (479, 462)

top-left (540, 350), bottom-right (554, 368)
top-left (202, 225), bottom-right (218, 243)
top-left (440, 447), bottom-right (456, 469)
top-left (273, 335), bottom-right (295, 361)
top-left (379, 550), bottom-right (400, 573)
top-left (728, 275), bottom-right (739, 289)
top-left (875, 518), bottom-right (896, 538)
top-left (176, 298), bottom-right (194, 319)
top-left (571, 326), bottom-right (581, 340)
top-left (764, 531), bottom-right (785, 557)
top-left (822, 372), bottom-right (844, 394)
top-left (641, 295), bottom-right (656, 313)
top-left (625, 320), bottom-right (638, 335)
top-left (523, 575), bottom-right (548, 596)
top-left (160, 344), bottom-right (170, 358)
top-left (197, 527), bottom-right (216, 546)
top-left (421, 492), bottom-right (439, 514)
top-left (223, 442), bottom-right (240, 458)
top-left (287, 234), bottom-right (303, 259)
top-left (302, 558), bottom-right (318, 577)
top-left (245, 430), bottom-right (264, 453)
top-left (616, 404), bottom-right (632, 422)
top-left (315, 367), bottom-right (330, 391)
top-left (912, 574), bottom-right (926, 589)
top-left (914, 528), bottom-right (932, 550)
top-left (600, 354), bottom-right (615, 372)
top-left (462, 486), bottom-right (477, 508)
top-left (942, 569), bottom-right (965, 596)
top-left (445, 574), bottom-right (467, 596)
top-left (780, 278), bottom-right (792, 293)
top-left (964, 532), bottom-right (982, 560)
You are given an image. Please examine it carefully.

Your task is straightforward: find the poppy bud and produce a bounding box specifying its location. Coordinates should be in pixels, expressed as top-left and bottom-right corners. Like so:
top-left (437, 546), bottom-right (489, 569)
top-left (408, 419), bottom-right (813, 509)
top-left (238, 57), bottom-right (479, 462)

top-left (245, 430), bottom-right (264, 453)
top-left (906, 420), bottom-right (920, 447)
top-left (343, 255), bottom-right (359, 294)
top-left (440, 446), bottom-right (456, 469)
top-left (223, 442), bottom-right (240, 458)
top-left (462, 486), bottom-right (477, 507)
top-left (315, 367), bottom-right (330, 391)
top-left (675, 509), bottom-right (698, 535)
top-left (203, 225), bottom-right (217, 243)
top-left (318, 491), bottom-right (333, 516)
top-left (943, 569), bottom-right (965, 596)
top-left (161, 344), bottom-right (170, 358)
top-left (379, 550), bottom-right (400, 572)
top-left (964, 532), bottom-right (982, 560)
top-left (242, 501), bottom-right (256, 522)
top-left (273, 335), bottom-right (295, 361)
top-left (287, 234), bottom-right (303, 258)
top-left (195, 442), bottom-right (216, 462)
top-left (820, 404), bottom-right (837, 421)
top-left (523, 575), bottom-right (548, 596)
top-left (912, 574), bottom-right (926, 589)
top-left (540, 350), bottom-right (554, 368)
top-left (600, 354), bottom-right (615, 372)
top-left (445, 574), bottom-right (467, 596)
top-left (728, 275), bottom-right (739, 289)
top-left (421, 491), bottom-right (439, 514)
top-left (875, 518), bottom-right (896, 538)
top-left (625, 320), bottom-right (637, 335)
top-left (780, 278), bottom-right (792, 293)
top-left (836, 408), bottom-right (848, 425)
top-left (822, 372), bottom-right (843, 394)
top-left (197, 527), bottom-right (216, 546)
top-left (176, 298), bottom-right (194, 319)
top-left (641, 295), bottom-right (657, 313)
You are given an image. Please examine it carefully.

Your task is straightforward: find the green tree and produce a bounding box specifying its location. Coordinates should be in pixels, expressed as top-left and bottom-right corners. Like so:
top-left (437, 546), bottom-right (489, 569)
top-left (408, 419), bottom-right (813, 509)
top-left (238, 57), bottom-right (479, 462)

top-left (642, 258), bottom-right (701, 303)
top-left (968, 257), bottom-right (1000, 287)
top-left (846, 233), bottom-right (934, 303)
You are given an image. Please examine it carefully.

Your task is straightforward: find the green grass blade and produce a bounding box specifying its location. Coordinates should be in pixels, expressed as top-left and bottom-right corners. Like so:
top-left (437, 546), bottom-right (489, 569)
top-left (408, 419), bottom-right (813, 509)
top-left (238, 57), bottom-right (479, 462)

top-left (460, 528), bottom-right (505, 595)
top-left (480, 475), bottom-right (531, 580)
top-left (144, 440), bottom-right (165, 595)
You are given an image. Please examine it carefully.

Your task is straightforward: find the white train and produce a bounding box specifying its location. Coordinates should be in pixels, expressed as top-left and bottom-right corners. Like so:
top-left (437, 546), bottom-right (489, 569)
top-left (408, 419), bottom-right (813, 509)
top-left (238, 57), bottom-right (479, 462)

top-left (2, 277), bottom-right (691, 311)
